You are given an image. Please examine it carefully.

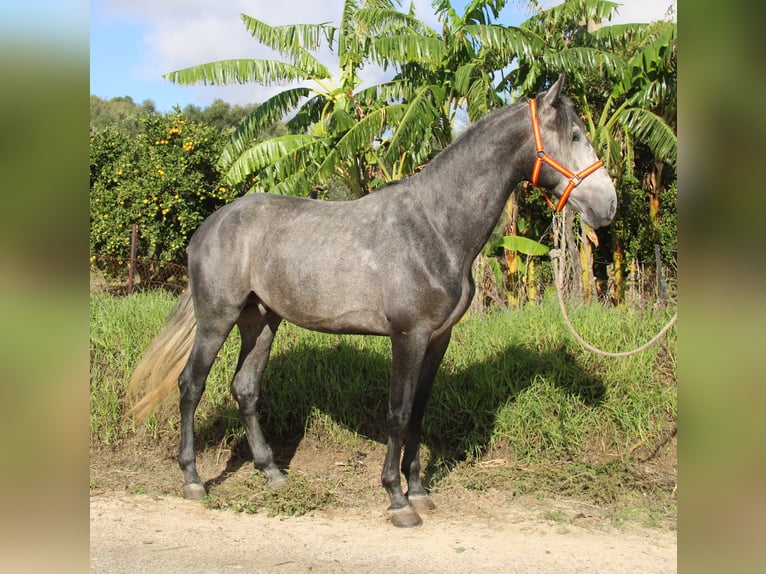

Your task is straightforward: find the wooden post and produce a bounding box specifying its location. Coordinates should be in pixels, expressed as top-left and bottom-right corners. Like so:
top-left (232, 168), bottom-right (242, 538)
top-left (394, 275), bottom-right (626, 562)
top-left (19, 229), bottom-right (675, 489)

top-left (128, 224), bottom-right (138, 295)
top-left (655, 244), bottom-right (667, 307)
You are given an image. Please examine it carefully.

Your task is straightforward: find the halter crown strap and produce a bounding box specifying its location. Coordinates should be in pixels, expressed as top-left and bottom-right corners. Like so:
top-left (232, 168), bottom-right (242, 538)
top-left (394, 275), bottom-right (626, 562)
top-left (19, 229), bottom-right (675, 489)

top-left (528, 98), bottom-right (604, 211)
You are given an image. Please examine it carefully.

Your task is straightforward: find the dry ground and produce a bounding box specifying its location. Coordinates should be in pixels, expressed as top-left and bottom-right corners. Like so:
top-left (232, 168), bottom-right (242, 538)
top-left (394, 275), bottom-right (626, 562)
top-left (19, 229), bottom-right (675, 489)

top-left (90, 434), bottom-right (676, 573)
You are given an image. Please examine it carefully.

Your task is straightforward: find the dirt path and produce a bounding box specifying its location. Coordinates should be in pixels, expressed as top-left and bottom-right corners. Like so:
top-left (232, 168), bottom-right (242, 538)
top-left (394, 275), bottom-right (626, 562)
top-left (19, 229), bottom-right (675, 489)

top-left (90, 492), bottom-right (676, 573)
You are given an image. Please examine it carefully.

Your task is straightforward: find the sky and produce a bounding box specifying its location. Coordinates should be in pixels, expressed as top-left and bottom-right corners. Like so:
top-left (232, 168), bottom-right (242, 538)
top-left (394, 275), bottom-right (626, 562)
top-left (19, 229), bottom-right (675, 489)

top-left (90, 0), bottom-right (676, 113)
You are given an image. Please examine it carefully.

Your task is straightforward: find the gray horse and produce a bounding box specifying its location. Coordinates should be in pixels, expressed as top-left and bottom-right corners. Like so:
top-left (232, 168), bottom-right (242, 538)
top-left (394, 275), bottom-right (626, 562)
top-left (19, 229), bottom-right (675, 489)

top-left (129, 74), bottom-right (616, 527)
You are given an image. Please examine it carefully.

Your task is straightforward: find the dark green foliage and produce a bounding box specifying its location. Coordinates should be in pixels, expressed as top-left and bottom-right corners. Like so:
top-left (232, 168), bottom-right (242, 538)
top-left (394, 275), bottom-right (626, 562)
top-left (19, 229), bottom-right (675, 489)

top-left (89, 112), bottom-right (231, 268)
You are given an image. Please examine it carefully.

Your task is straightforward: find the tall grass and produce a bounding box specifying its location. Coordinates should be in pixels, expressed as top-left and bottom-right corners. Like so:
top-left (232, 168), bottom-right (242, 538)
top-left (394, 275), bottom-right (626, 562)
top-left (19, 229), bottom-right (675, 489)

top-left (90, 290), bottom-right (676, 497)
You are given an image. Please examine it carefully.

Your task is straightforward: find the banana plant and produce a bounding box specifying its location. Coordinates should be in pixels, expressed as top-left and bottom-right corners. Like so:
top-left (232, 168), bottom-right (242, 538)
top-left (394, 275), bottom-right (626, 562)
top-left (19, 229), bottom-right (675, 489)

top-left (496, 0), bottom-right (676, 302)
top-left (164, 0), bottom-right (430, 197)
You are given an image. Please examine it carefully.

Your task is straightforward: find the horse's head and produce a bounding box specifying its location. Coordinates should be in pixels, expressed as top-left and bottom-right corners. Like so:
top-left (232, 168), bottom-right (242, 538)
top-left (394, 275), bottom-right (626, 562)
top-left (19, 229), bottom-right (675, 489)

top-left (530, 74), bottom-right (617, 229)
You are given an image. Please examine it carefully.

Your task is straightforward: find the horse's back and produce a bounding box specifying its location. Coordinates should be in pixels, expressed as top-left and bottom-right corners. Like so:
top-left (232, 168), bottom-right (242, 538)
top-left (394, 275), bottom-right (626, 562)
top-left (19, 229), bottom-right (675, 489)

top-left (187, 193), bottom-right (393, 333)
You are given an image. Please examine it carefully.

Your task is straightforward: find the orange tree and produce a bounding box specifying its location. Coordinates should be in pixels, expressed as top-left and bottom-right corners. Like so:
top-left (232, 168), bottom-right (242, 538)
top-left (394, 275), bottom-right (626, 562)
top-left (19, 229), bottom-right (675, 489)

top-left (90, 112), bottom-right (234, 273)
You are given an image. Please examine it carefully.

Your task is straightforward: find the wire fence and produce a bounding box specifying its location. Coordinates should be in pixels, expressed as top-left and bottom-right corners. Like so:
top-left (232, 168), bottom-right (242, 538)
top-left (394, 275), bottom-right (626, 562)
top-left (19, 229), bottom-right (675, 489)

top-left (90, 251), bottom-right (675, 318)
top-left (90, 254), bottom-right (188, 295)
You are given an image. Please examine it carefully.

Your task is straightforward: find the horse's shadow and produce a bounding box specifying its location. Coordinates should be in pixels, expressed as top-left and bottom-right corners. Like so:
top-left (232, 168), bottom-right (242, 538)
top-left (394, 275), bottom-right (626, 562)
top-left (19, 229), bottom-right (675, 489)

top-left (198, 337), bottom-right (606, 490)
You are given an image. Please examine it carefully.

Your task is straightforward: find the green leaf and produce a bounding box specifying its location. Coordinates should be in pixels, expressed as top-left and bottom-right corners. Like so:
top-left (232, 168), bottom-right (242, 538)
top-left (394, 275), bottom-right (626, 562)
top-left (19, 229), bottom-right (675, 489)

top-left (620, 107), bottom-right (677, 167)
top-left (371, 35), bottom-right (445, 67)
top-left (384, 85), bottom-right (441, 163)
top-left (222, 134), bottom-right (319, 185)
top-left (164, 59), bottom-right (307, 87)
top-left (219, 87), bottom-right (311, 171)
top-left (317, 104), bottom-right (407, 181)
top-left (240, 15), bottom-right (333, 79)
top-left (464, 24), bottom-right (544, 59)
top-left (286, 94), bottom-right (327, 133)
top-left (495, 235), bottom-right (550, 256)
top-left (355, 7), bottom-right (435, 36)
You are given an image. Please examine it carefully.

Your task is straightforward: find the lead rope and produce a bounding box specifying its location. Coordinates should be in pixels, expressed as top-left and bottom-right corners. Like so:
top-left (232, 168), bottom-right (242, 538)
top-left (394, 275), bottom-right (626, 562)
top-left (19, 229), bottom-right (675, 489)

top-left (548, 213), bottom-right (677, 358)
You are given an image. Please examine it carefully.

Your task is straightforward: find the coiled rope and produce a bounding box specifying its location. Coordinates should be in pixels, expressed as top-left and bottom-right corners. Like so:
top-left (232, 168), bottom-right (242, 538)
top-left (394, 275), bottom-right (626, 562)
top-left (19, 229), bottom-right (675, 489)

top-left (549, 213), bottom-right (677, 358)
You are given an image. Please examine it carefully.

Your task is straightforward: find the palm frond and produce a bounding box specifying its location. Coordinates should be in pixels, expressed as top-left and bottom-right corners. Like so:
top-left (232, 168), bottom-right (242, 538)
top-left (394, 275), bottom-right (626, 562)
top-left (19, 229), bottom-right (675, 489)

top-left (317, 104), bottom-right (407, 181)
top-left (384, 85), bottom-right (442, 163)
top-left (620, 107), bottom-right (677, 167)
top-left (454, 62), bottom-right (480, 94)
top-left (240, 15), bottom-right (332, 79)
top-left (222, 134), bottom-right (319, 185)
top-left (355, 7), bottom-right (436, 35)
top-left (542, 47), bottom-right (624, 78)
top-left (590, 22), bottom-right (651, 53)
top-left (286, 94), bottom-right (328, 133)
top-left (354, 79), bottom-right (415, 106)
top-left (164, 59), bottom-right (307, 87)
top-left (219, 87), bottom-right (311, 171)
top-left (465, 77), bottom-right (492, 122)
top-left (269, 168), bottom-right (315, 196)
top-left (464, 24), bottom-right (544, 59)
top-left (371, 35), bottom-right (445, 68)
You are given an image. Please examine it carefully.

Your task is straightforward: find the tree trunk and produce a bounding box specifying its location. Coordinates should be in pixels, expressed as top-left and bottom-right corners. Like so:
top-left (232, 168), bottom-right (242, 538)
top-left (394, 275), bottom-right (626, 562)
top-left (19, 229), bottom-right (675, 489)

top-left (611, 231), bottom-right (625, 304)
top-left (503, 190), bottom-right (519, 305)
top-left (645, 159), bottom-right (664, 235)
top-left (579, 220), bottom-right (595, 302)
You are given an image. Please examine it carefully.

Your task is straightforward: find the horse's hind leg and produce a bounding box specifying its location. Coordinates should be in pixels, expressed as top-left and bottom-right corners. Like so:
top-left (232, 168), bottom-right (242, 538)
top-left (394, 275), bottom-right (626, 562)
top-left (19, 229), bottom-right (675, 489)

top-left (178, 323), bottom-right (234, 500)
top-left (231, 304), bottom-right (286, 486)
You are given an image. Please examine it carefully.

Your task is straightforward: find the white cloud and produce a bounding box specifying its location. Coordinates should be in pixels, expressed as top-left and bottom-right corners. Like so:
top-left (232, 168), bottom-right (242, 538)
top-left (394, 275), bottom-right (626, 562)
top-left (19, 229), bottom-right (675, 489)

top-left (99, 0), bottom-right (346, 106)
top-left (541, 0), bottom-right (676, 25)
top-left (609, 0), bottom-right (676, 24)
top-left (94, 0), bottom-right (676, 109)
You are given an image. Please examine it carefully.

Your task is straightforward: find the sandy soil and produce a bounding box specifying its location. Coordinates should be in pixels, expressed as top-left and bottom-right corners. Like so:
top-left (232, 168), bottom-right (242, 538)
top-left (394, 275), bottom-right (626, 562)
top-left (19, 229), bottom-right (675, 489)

top-left (90, 492), bottom-right (676, 573)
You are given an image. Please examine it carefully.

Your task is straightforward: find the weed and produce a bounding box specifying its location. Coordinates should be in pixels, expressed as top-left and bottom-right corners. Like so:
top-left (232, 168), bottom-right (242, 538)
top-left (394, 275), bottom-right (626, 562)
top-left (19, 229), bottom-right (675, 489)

top-left (90, 290), bottom-right (676, 523)
top-left (205, 471), bottom-right (337, 517)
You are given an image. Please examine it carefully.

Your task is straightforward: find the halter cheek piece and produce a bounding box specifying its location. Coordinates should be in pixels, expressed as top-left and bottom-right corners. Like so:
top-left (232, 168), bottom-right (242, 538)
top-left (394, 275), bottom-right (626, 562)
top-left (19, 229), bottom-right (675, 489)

top-left (528, 98), bottom-right (604, 211)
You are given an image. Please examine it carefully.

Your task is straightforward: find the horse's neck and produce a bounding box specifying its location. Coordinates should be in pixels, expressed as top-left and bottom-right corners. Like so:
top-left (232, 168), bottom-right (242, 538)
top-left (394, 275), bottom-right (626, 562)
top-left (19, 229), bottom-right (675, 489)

top-left (412, 104), bottom-right (530, 262)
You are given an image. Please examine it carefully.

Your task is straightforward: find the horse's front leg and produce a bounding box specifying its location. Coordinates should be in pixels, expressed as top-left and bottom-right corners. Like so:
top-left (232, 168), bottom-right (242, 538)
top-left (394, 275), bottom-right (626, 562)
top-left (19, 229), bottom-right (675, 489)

top-left (402, 328), bottom-right (452, 512)
top-left (382, 330), bottom-right (430, 528)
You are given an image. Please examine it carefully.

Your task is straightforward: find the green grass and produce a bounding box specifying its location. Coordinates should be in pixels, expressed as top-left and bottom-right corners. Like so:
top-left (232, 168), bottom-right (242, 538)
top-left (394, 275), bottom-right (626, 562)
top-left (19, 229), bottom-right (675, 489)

top-left (90, 290), bottom-right (676, 521)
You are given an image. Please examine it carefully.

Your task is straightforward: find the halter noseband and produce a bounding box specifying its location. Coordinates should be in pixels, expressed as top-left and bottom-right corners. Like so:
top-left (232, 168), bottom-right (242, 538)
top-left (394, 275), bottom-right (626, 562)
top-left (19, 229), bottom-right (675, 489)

top-left (528, 98), bottom-right (604, 211)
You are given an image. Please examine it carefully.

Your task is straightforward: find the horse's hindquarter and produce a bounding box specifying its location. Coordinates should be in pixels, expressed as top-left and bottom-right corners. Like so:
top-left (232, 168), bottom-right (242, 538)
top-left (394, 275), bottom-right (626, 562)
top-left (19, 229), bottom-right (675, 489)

top-left (190, 193), bottom-right (471, 337)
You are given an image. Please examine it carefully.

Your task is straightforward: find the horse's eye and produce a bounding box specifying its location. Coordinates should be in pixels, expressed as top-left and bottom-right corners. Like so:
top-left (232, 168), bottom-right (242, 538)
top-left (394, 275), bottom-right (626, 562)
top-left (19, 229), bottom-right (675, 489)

top-left (572, 131), bottom-right (581, 142)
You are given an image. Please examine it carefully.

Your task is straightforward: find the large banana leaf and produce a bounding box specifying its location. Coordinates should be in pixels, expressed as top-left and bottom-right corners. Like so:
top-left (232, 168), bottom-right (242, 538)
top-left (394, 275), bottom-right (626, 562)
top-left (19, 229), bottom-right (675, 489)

top-left (164, 59), bottom-right (308, 87)
top-left (620, 107), bottom-right (677, 168)
top-left (542, 47), bottom-right (624, 78)
top-left (240, 15), bottom-right (333, 79)
top-left (464, 24), bottom-right (543, 59)
top-left (384, 85), bottom-right (443, 163)
top-left (494, 235), bottom-right (550, 257)
top-left (222, 134), bottom-right (320, 185)
top-left (317, 104), bottom-right (407, 181)
top-left (219, 87), bottom-right (311, 171)
top-left (371, 35), bottom-right (445, 68)
top-left (355, 7), bottom-right (434, 35)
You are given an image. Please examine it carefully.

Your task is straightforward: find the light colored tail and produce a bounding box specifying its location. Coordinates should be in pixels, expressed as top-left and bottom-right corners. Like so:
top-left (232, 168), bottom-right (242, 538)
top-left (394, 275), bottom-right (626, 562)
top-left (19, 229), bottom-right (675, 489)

top-left (127, 289), bottom-right (196, 422)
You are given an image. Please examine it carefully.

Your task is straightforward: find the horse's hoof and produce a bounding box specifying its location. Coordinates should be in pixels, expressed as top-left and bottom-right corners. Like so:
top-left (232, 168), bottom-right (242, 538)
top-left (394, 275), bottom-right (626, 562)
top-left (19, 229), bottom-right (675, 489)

top-left (265, 468), bottom-right (288, 488)
top-left (268, 475), bottom-right (288, 489)
top-left (408, 494), bottom-right (436, 512)
top-left (388, 506), bottom-right (423, 528)
top-left (181, 483), bottom-right (207, 500)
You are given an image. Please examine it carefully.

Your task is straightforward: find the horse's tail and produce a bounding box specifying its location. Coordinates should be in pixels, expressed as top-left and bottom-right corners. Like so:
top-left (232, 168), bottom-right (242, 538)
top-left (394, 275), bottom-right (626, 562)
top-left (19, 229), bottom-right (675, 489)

top-left (127, 288), bottom-right (196, 422)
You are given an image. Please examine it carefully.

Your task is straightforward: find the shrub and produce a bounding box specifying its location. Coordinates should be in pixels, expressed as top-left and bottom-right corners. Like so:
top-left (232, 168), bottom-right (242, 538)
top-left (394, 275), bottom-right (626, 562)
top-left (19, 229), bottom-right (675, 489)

top-left (90, 113), bottom-right (236, 270)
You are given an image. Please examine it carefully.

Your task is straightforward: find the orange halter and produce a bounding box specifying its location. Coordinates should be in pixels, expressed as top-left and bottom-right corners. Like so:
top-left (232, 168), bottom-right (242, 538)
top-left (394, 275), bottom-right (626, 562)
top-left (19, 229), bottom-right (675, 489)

top-left (528, 98), bottom-right (604, 211)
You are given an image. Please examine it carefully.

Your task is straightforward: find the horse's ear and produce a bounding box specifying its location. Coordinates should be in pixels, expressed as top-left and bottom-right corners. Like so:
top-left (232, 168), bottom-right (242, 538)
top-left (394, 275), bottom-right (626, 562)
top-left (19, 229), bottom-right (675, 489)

top-left (541, 73), bottom-right (566, 108)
